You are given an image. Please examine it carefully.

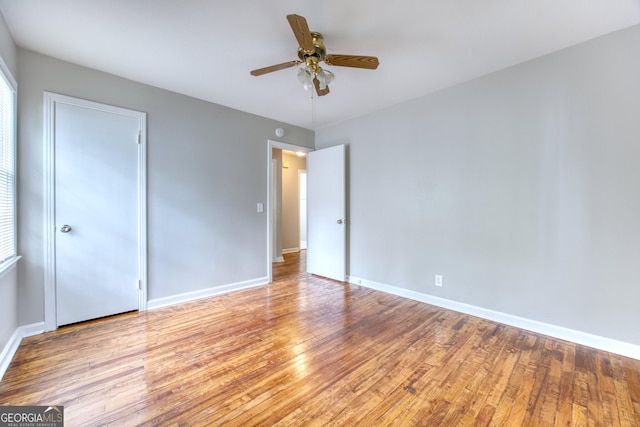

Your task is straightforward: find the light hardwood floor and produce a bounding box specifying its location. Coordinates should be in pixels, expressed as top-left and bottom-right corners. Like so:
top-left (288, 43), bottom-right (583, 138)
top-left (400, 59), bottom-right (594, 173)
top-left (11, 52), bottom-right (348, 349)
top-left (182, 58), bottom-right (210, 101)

top-left (1, 252), bottom-right (639, 426)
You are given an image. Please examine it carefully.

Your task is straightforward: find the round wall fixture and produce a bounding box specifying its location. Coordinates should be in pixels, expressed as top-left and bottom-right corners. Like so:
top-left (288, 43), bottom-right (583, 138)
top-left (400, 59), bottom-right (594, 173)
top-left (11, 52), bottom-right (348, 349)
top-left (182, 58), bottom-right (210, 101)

top-left (275, 128), bottom-right (285, 137)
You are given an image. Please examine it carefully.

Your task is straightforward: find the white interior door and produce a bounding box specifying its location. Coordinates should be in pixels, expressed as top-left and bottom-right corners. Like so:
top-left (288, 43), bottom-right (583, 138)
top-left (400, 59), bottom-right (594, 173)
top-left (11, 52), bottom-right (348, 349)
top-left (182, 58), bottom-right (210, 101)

top-left (307, 144), bottom-right (346, 281)
top-left (53, 98), bottom-right (142, 326)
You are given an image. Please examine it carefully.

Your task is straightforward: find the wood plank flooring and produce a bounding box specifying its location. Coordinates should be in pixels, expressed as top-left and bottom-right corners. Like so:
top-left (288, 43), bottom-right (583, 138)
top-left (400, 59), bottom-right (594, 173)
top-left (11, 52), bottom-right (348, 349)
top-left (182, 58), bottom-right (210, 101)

top-left (1, 251), bottom-right (639, 426)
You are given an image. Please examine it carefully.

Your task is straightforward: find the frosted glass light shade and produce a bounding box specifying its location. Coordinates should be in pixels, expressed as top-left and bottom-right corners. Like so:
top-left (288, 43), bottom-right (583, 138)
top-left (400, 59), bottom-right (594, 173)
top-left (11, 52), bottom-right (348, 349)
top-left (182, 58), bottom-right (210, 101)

top-left (297, 67), bottom-right (314, 91)
top-left (316, 69), bottom-right (334, 90)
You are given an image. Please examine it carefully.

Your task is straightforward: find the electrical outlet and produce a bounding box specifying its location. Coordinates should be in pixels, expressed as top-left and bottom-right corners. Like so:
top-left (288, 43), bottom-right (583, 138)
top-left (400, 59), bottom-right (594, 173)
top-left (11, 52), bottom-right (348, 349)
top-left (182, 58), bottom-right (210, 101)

top-left (435, 275), bottom-right (443, 287)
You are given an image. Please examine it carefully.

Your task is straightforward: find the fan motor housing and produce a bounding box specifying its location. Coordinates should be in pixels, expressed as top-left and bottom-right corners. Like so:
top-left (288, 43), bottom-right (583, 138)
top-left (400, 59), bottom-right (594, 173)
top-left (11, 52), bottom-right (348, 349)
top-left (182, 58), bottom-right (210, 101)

top-left (298, 32), bottom-right (326, 61)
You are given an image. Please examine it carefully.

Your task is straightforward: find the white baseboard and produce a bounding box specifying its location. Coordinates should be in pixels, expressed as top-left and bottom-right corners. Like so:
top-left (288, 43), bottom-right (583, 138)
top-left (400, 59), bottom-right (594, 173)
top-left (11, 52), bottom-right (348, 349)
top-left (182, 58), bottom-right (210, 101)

top-left (19, 323), bottom-right (45, 338)
top-left (0, 330), bottom-right (21, 381)
top-left (348, 275), bottom-right (640, 361)
top-left (148, 277), bottom-right (268, 310)
top-left (0, 322), bottom-right (45, 381)
top-left (274, 256), bottom-right (284, 263)
top-left (282, 248), bottom-right (300, 254)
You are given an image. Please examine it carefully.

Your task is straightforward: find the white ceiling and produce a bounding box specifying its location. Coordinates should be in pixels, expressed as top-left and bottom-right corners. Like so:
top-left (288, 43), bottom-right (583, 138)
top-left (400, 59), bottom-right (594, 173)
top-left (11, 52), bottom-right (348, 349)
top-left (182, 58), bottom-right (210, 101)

top-left (1, 1), bottom-right (639, 130)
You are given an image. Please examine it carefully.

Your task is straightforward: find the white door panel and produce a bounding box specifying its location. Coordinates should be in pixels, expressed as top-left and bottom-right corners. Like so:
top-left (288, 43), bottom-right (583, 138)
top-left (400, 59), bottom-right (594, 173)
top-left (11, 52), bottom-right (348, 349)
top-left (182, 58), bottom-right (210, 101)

top-left (307, 145), bottom-right (346, 281)
top-left (54, 101), bottom-right (140, 326)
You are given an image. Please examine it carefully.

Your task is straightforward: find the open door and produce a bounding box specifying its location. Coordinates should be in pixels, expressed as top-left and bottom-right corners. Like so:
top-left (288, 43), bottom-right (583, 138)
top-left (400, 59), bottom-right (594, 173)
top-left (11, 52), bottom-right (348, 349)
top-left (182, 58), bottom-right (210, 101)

top-left (306, 145), bottom-right (346, 281)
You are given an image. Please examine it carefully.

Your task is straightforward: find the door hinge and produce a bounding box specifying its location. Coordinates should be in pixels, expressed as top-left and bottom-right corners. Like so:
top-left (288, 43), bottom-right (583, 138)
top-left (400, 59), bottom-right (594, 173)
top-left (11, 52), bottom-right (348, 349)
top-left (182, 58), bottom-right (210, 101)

top-left (137, 279), bottom-right (141, 290)
top-left (137, 131), bottom-right (141, 144)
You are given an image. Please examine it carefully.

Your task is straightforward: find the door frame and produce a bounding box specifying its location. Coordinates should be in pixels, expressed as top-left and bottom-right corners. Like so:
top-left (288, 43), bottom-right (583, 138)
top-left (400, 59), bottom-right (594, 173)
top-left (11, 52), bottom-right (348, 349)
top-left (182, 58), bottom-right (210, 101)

top-left (266, 139), bottom-right (312, 282)
top-left (43, 92), bottom-right (148, 331)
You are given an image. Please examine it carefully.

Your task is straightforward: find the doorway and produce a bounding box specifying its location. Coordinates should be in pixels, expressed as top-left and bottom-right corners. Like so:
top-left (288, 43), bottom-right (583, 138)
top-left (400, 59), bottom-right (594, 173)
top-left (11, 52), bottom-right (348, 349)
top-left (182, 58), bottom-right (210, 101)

top-left (280, 150), bottom-right (306, 255)
top-left (266, 140), bottom-right (312, 282)
top-left (43, 93), bottom-right (147, 330)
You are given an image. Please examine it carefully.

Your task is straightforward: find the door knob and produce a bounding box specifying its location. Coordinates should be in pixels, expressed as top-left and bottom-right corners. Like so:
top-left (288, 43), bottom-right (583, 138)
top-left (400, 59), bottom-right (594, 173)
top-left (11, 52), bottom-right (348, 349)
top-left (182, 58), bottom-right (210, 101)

top-left (337, 219), bottom-right (343, 224)
top-left (60, 224), bottom-right (72, 233)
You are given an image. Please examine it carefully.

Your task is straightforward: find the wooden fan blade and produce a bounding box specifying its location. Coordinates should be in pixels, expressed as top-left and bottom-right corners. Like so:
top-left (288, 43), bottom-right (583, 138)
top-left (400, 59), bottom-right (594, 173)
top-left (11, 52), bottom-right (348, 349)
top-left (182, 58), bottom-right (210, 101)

top-left (324, 54), bottom-right (379, 70)
top-left (287, 14), bottom-right (314, 53)
top-left (313, 77), bottom-right (330, 97)
top-left (250, 60), bottom-right (300, 76)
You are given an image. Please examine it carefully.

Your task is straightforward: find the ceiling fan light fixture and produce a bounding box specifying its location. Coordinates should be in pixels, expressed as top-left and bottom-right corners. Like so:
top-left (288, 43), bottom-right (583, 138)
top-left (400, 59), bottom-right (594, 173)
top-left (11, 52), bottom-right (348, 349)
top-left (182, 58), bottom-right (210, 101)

top-left (250, 14), bottom-right (378, 98)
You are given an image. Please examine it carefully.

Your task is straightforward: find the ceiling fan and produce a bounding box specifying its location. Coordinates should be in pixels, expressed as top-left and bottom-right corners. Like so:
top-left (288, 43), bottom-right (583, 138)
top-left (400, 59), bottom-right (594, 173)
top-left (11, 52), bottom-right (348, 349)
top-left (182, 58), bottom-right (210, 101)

top-left (250, 14), bottom-right (379, 97)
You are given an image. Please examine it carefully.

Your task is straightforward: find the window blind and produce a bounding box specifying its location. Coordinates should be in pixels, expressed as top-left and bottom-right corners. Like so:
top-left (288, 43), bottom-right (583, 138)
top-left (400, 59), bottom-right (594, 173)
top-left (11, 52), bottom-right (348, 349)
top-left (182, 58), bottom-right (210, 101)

top-left (0, 65), bottom-right (16, 265)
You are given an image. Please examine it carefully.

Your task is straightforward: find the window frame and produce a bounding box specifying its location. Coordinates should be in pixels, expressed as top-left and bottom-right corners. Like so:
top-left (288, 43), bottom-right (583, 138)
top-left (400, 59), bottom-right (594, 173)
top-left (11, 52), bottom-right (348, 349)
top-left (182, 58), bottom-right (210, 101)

top-left (0, 54), bottom-right (19, 279)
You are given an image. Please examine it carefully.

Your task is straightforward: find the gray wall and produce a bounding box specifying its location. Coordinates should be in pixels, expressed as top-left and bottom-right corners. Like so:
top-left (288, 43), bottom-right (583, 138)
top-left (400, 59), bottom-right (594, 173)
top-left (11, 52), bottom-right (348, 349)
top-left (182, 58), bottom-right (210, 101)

top-left (316, 24), bottom-right (640, 345)
top-left (0, 11), bottom-right (15, 75)
top-left (17, 49), bottom-right (313, 325)
top-left (0, 13), bottom-right (17, 355)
